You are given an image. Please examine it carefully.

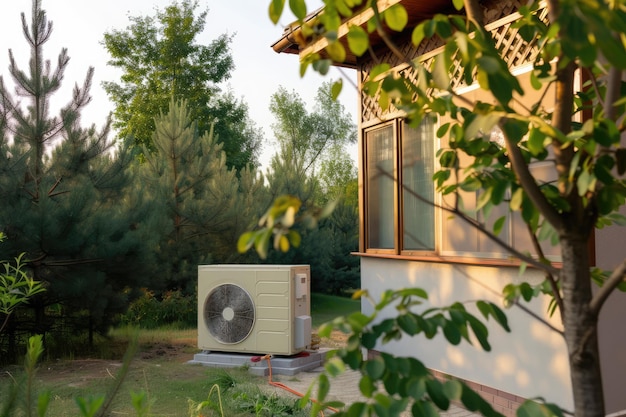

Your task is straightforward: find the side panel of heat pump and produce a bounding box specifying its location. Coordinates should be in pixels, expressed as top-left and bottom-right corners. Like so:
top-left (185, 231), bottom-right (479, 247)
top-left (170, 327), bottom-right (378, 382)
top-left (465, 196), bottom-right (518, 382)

top-left (254, 271), bottom-right (291, 354)
top-left (292, 266), bottom-right (311, 350)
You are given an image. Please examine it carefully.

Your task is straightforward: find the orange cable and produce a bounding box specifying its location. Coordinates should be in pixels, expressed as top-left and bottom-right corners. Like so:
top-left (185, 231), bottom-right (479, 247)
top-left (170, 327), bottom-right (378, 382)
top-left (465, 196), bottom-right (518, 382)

top-left (260, 354), bottom-right (340, 415)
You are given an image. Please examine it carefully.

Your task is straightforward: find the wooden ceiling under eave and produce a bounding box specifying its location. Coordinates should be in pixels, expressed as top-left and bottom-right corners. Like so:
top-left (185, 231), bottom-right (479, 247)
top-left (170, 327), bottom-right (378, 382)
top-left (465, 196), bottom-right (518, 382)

top-left (271, 0), bottom-right (457, 69)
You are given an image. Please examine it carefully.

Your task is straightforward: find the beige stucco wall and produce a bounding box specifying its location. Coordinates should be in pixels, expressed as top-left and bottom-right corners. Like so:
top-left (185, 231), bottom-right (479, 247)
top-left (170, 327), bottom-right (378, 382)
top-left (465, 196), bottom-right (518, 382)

top-left (360, 256), bottom-right (573, 409)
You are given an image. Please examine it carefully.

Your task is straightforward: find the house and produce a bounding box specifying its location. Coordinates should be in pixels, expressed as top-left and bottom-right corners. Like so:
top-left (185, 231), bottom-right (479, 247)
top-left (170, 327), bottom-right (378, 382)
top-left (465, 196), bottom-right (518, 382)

top-left (272, 1), bottom-right (626, 416)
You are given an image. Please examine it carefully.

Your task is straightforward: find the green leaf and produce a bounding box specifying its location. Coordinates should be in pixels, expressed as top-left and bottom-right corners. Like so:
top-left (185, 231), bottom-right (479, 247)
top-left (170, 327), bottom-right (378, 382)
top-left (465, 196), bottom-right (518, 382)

top-left (412, 400), bottom-right (440, 417)
top-left (347, 25), bottom-right (369, 56)
top-left (527, 128), bottom-right (547, 156)
top-left (467, 315), bottom-right (491, 351)
top-left (330, 78), bottom-right (343, 100)
top-left (397, 287), bottom-right (429, 300)
top-left (237, 231), bottom-right (255, 253)
top-left (341, 347), bottom-right (363, 369)
top-left (365, 356), bottom-right (386, 379)
top-left (253, 228), bottom-right (272, 259)
top-left (398, 313), bottom-right (420, 335)
top-left (460, 382), bottom-right (495, 414)
top-left (517, 400), bottom-right (558, 417)
top-left (476, 188), bottom-right (493, 211)
top-left (362, 331), bottom-right (378, 349)
top-left (576, 170), bottom-right (597, 196)
top-left (287, 230), bottom-right (301, 248)
top-left (312, 58), bottom-right (331, 75)
top-left (509, 187), bottom-right (524, 211)
top-left (384, 4), bottom-right (408, 32)
top-left (443, 320), bottom-right (462, 345)
top-left (476, 55), bottom-right (502, 74)
top-left (426, 378), bottom-right (450, 410)
top-left (406, 376), bottom-right (427, 399)
top-left (519, 282), bottom-right (534, 301)
top-left (75, 396), bottom-right (105, 417)
top-left (452, 0), bottom-right (464, 10)
top-left (493, 216), bottom-right (506, 236)
top-left (269, 0), bottom-right (285, 24)
top-left (289, 0), bottom-right (307, 20)
top-left (326, 41), bottom-right (347, 63)
top-left (318, 373), bottom-right (330, 402)
top-left (432, 53), bottom-right (451, 89)
top-left (359, 374), bottom-right (376, 397)
top-left (412, 22), bottom-right (426, 46)
top-left (476, 301), bottom-right (511, 332)
top-left (443, 380), bottom-right (463, 401)
top-left (37, 391), bottom-right (51, 417)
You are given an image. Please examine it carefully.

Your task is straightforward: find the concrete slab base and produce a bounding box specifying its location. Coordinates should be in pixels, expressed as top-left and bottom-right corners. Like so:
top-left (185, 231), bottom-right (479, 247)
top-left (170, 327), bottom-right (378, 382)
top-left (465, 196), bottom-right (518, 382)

top-left (188, 349), bottom-right (329, 376)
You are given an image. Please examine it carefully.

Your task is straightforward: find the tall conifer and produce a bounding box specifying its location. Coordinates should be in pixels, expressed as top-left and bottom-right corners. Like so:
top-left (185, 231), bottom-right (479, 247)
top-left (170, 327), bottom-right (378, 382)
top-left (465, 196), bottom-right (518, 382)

top-left (0, 0), bottom-right (151, 350)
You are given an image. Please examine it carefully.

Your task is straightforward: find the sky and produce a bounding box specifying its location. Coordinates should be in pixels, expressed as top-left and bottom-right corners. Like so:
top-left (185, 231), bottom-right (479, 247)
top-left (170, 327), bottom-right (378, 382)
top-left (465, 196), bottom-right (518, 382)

top-left (0, 0), bottom-right (358, 168)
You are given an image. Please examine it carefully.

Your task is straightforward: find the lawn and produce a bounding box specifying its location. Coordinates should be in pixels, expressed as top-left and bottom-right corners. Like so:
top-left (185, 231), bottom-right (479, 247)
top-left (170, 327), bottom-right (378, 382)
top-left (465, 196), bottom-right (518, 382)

top-left (310, 292), bottom-right (361, 327)
top-left (0, 293), bottom-right (360, 416)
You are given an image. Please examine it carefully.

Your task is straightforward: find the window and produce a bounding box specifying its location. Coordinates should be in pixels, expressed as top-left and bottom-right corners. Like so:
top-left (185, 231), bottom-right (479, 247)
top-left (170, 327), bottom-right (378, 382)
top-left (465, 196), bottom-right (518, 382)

top-left (361, 70), bottom-right (562, 263)
top-left (366, 123), bottom-right (395, 250)
top-left (401, 118), bottom-right (436, 252)
top-left (364, 118), bottom-right (436, 253)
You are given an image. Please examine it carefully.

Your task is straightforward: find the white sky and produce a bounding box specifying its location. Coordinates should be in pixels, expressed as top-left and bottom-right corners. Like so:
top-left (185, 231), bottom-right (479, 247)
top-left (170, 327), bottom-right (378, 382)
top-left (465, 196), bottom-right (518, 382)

top-left (0, 0), bottom-right (358, 168)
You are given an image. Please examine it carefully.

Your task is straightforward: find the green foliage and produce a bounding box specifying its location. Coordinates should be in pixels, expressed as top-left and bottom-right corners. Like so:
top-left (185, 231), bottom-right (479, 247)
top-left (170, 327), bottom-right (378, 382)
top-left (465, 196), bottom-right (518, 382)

top-left (0, 0), bottom-right (154, 355)
top-left (138, 98), bottom-right (263, 292)
top-left (241, 82), bottom-right (359, 293)
top-left (268, 1), bottom-right (626, 416)
top-left (298, 290), bottom-right (513, 416)
top-left (102, 0), bottom-right (262, 170)
top-left (269, 81), bottom-right (357, 177)
top-left (0, 252), bottom-right (45, 334)
top-left (119, 289), bottom-right (197, 329)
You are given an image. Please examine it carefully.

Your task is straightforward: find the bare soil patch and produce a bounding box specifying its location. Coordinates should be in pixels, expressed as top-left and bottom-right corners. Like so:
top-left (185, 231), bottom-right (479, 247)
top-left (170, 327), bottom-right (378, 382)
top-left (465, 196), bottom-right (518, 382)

top-left (3, 330), bottom-right (348, 388)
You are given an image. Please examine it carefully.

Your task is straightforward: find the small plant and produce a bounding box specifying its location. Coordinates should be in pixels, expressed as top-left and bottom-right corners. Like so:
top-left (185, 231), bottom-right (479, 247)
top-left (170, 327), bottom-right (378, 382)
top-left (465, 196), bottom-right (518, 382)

top-left (207, 369), bottom-right (240, 392)
top-left (234, 390), bottom-right (302, 417)
top-left (0, 332), bottom-right (143, 417)
top-left (0, 246), bottom-right (45, 334)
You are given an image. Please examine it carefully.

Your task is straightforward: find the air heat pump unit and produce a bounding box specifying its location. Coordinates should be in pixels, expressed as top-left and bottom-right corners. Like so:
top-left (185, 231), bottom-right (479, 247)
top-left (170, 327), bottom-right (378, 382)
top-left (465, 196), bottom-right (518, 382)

top-left (197, 265), bottom-right (311, 356)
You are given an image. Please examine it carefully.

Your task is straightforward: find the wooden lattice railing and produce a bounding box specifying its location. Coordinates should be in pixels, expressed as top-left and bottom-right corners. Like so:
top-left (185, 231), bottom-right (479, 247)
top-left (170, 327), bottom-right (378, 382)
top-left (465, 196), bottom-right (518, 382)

top-left (360, 0), bottom-right (549, 123)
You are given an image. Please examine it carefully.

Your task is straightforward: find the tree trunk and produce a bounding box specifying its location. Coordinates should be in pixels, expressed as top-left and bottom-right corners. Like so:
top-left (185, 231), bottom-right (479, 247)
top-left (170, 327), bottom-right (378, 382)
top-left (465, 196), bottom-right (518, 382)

top-left (560, 232), bottom-right (605, 417)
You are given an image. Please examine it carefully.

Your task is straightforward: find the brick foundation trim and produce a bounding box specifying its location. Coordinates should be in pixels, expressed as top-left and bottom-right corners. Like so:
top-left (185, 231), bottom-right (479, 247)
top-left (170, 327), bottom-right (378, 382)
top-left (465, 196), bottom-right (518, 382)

top-left (367, 350), bottom-right (525, 417)
top-left (430, 369), bottom-right (525, 417)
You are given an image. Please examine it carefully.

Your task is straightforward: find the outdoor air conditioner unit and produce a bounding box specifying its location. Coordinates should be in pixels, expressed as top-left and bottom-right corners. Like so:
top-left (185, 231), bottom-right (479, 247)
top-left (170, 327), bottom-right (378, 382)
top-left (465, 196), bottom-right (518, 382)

top-left (197, 264), bottom-right (312, 356)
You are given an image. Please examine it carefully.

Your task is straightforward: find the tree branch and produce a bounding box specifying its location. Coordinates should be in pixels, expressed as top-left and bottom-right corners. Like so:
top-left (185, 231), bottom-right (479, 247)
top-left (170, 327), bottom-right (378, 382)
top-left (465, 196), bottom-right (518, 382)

top-left (589, 258), bottom-right (626, 316)
top-left (500, 118), bottom-right (565, 232)
top-left (527, 221), bottom-right (565, 319)
top-left (463, 0), bottom-right (484, 27)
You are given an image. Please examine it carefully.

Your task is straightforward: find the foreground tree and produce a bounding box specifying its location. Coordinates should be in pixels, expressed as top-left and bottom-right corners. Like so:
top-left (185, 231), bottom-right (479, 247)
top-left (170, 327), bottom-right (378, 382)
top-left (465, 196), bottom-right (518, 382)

top-left (261, 1), bottom-right (626, 417)
top-left (103, 0), bottom-right (262, 170)
top-left (0, 0), bottom-right (150, 352)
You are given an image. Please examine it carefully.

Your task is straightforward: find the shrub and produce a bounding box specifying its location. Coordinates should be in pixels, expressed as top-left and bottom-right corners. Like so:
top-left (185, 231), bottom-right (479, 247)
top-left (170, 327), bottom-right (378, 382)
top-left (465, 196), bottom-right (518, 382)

top-left (119, 289), bottom-right (197, 329)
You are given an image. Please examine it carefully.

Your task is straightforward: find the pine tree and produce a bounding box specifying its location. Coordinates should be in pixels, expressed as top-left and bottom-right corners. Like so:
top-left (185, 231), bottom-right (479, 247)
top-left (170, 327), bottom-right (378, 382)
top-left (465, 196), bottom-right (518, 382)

top-left (139, 98), bottom-right (264, 292)
top-left (0, 0), bottom-right (151, 351)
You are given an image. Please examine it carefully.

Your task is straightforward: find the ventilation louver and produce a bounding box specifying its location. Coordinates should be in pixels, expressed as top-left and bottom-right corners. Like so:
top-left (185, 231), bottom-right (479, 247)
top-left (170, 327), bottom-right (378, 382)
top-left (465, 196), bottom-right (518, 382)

top-left (204, 283), bottom-right (255, 344)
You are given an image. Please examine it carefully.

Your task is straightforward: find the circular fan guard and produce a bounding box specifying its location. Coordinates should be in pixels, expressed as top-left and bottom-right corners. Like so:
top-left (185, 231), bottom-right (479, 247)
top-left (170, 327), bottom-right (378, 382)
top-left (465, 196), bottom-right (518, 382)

top-left (204, 283), bottom-right (255, 344)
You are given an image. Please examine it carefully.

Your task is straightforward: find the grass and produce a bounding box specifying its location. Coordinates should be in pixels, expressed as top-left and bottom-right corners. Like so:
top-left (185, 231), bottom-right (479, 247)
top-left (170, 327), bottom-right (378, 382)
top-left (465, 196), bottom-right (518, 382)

top-left (310, 293), bottom-right (360, 327)
top-left (0, 293), bottom-right (359, 416)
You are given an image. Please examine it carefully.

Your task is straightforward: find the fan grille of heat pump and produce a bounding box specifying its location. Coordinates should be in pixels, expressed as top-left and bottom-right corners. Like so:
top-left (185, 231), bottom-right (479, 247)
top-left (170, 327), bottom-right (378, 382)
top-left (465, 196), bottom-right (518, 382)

top-left (204, 283), bottom-right (255, 344)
